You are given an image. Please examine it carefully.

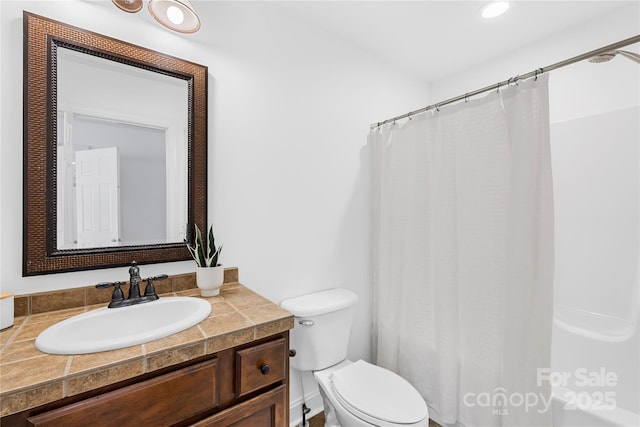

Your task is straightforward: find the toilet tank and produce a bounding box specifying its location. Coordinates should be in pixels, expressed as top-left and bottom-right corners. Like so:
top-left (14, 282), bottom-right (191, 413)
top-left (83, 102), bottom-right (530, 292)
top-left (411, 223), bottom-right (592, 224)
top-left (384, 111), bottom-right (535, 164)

top-left (281, 288), bottom-right (358, 371)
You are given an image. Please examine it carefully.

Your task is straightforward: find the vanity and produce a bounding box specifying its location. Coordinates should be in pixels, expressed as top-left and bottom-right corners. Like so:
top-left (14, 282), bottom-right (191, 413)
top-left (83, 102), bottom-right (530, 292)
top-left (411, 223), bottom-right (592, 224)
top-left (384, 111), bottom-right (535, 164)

top-left (0, 269), bottom-right (293, 426)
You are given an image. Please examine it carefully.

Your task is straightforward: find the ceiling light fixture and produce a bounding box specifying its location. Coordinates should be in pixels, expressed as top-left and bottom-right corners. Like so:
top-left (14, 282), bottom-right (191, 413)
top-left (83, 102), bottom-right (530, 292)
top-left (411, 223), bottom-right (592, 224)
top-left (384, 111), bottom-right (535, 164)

top-left (112, 0), bottom-right (200, 34)
top-left (149, 0), bottom-right (200, 33)
top-left (480, 1), bottom-right (510, 19)
top-left (112, 0), bottom-right (143, 14)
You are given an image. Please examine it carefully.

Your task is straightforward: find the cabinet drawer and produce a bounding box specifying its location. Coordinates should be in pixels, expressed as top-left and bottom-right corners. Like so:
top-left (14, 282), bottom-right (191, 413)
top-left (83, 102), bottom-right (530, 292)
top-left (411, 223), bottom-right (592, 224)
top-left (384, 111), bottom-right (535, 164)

top-left (235, 338), bottom-right (285, 397)
top-left (190, 385), bottom-right (286, 427)
top-left (27, 358), bottom-right (218, 427)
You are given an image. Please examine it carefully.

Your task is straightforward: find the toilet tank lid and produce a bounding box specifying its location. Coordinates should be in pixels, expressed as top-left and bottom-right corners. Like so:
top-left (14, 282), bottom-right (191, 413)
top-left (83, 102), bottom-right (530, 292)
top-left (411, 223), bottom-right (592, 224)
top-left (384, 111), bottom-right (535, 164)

top-left (281, 288), bottom-right (358, 317)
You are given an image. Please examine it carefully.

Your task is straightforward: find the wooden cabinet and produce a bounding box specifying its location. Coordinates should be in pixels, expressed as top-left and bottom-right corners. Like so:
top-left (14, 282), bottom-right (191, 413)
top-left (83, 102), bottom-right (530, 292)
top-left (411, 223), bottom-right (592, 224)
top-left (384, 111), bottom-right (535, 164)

top-left (3, 333), bottom-right (289, 427)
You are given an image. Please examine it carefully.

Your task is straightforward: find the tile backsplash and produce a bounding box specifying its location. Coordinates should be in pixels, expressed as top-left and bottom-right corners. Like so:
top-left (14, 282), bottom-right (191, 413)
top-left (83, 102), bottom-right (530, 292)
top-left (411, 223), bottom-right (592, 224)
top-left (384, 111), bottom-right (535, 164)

top-left (13, 267), bottom-right (239, 317)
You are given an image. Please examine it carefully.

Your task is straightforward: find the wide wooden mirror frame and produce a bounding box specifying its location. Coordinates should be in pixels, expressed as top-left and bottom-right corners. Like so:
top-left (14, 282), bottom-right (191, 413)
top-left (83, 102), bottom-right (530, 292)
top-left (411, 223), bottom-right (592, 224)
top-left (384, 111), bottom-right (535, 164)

top-left (23, 12), bottom-right (207, 276)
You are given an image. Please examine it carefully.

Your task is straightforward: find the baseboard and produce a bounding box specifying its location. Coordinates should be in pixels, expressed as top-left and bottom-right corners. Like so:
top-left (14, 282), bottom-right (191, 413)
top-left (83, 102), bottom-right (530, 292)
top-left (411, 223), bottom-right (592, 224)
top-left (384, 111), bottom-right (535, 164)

top-left (290, 389), bottom-right (324, 427)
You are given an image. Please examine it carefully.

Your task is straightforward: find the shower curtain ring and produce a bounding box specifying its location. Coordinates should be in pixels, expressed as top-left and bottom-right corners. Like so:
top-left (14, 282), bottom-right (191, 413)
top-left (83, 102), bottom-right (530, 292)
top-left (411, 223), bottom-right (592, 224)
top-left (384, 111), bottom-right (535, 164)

top-left (465, 93), bottom-right (469, 103)
top-left (497, 82), bottom-right (500, 93)
top-left (534, 68), bottom-right (543, 81)
top-left (435, 104), bottom-right (440, 112)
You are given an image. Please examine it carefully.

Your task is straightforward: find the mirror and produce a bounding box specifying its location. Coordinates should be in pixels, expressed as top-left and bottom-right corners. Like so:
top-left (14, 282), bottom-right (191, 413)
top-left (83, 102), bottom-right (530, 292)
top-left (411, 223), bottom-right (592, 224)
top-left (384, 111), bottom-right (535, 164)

top-left (23, 12), bottom-right (208, 275)
top-left (56, 47), bottom-right (188, 249)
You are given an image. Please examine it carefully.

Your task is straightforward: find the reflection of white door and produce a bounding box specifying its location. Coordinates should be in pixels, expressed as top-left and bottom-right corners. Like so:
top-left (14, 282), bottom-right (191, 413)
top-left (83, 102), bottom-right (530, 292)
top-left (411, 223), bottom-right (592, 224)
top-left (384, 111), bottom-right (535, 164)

top-left (75, 147), bottom-right (120, 247)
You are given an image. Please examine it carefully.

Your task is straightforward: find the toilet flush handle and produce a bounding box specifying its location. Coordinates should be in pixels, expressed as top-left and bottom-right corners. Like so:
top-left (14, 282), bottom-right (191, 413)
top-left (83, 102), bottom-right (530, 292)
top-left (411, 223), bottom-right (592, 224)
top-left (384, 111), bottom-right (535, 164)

top-left (298, 319), bottom-right (314, 327)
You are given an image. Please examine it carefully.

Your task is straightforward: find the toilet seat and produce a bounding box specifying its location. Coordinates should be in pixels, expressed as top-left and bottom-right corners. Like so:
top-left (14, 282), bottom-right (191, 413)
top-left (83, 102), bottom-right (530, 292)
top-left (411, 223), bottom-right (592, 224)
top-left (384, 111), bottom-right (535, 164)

top-left (330, 360), bottom-right (428, 426)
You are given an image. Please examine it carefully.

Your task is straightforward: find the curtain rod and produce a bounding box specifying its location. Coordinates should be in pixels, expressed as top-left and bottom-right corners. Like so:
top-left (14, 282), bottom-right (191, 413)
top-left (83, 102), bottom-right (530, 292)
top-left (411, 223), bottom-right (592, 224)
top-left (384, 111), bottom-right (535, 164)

top-left (370, 34), bottom-right (640, 129)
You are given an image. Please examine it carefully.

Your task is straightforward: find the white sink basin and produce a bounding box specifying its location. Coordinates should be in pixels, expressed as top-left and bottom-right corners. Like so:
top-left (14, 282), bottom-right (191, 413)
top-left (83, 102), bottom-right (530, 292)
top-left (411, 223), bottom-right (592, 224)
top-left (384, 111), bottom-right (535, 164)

top-left (36, 297), bottom-right (212, 355)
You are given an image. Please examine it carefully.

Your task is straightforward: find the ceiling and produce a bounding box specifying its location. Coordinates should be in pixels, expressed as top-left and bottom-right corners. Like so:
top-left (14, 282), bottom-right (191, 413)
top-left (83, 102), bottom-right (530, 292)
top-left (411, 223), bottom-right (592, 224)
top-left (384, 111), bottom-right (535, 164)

top-left (192, 1), bottom-right (637, 83)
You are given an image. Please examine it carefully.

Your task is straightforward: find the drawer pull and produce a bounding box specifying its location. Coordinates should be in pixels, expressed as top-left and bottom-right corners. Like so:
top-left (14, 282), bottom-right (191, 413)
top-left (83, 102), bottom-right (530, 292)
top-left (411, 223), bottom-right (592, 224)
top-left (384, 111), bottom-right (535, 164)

top-left (260, 364), bottom-right (271, 375)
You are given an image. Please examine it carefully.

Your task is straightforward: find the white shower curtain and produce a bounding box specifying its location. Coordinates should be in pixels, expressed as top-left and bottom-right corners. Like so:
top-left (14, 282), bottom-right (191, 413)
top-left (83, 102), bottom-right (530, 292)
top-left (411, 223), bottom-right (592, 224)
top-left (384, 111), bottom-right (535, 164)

top-left (370, 75), bottom-right (554, 427)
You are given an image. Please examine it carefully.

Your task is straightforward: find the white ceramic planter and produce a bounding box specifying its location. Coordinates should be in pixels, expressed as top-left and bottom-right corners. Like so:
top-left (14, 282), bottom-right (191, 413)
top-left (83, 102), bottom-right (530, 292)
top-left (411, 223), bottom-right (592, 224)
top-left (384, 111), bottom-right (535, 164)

top-left (196, 266), bottom-right (224, 297)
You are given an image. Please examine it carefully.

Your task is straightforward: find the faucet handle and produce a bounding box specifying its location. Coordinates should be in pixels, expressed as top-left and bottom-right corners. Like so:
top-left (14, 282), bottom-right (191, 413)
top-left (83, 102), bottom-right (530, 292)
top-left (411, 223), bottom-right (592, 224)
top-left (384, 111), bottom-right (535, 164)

top-left (96, 281), bottom-right (125, 305)
top-left (142, 274), bottom-right (167, 299)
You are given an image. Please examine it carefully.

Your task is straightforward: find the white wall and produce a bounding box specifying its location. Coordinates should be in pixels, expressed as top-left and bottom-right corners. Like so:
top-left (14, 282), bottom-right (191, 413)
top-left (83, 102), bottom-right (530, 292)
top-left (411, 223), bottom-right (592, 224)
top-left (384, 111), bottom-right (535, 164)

top-left (0, 1), bottom-right (429, 422)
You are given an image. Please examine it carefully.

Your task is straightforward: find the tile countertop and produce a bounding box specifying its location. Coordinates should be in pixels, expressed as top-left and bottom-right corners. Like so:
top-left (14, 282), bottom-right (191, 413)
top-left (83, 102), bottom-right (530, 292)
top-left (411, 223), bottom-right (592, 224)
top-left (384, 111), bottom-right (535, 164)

top-left (0, 282), bottom-right (294, 417)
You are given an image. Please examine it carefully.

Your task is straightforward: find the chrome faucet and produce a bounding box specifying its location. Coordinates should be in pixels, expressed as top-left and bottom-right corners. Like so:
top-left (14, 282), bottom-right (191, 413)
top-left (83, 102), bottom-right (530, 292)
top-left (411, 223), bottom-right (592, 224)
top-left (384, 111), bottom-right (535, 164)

top-left (96, 261), bottom-right (167, 308)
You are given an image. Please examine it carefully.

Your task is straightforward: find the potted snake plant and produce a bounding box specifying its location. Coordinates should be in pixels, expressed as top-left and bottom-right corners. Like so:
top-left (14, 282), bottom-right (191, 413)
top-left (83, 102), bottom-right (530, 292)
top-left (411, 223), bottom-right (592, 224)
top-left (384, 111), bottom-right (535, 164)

top-left (186, 224), bottom-right (224, 296)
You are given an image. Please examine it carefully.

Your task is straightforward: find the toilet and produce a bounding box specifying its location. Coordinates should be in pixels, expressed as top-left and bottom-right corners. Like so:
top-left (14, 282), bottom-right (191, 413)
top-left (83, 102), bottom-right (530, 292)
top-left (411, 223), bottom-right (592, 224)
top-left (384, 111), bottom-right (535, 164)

top-left (281, 288), bottom-right (429, 427)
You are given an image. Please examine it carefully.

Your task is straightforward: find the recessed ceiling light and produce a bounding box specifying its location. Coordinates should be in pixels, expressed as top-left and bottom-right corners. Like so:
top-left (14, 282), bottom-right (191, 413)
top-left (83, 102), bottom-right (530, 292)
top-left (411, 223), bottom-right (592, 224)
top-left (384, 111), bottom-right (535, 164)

top-left (481, 1), bottom-right (510, 19)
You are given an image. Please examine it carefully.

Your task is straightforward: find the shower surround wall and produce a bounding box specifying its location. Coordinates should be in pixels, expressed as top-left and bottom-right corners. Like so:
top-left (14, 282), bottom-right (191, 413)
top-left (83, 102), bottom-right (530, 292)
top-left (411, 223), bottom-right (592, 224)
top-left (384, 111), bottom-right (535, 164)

top-left (550, 106), bottom-right (639, 426)
top-left (429, 4), bottom-right (639, 427)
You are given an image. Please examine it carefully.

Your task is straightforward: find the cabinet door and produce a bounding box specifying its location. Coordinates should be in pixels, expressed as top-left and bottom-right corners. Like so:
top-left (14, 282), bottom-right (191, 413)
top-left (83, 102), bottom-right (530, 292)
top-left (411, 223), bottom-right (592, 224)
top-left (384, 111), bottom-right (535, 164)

top-left (191, 385), bottom-right (286, 427)
top-left (27, 359), bottom-right (218, 427)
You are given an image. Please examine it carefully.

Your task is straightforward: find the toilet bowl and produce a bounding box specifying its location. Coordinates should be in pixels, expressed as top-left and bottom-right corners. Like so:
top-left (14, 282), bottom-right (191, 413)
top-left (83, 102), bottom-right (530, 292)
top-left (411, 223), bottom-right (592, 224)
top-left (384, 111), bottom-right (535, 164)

top-left (280, 288), bottom-right (429, 427)
top-left (314, 359), bottom-right (429, 427)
